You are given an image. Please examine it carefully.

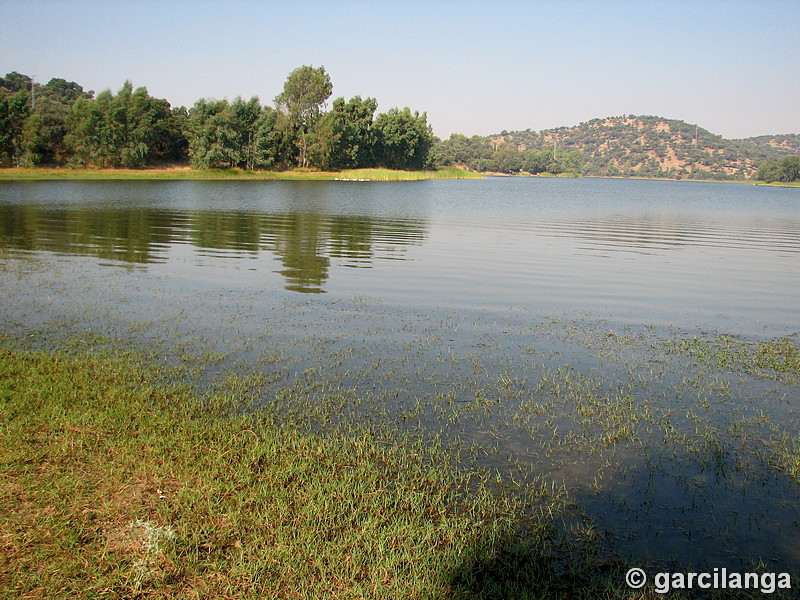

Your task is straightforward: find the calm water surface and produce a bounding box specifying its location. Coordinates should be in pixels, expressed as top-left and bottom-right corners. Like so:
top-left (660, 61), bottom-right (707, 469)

top-left (2, 177), bottom-right (799, 573)
top-left (1, 177), bottom-right (798, 333)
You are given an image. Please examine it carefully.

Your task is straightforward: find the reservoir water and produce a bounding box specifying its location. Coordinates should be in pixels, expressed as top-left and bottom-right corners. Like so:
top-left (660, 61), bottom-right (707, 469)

top-left (2, 177), bottom-right (799, 573)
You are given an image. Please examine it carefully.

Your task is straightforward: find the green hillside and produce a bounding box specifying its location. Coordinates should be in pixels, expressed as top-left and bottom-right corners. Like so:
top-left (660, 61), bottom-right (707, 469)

top-left (434, 115), bottom-right (799, 180)
top-left (496, 116), bottom-right (798, 180)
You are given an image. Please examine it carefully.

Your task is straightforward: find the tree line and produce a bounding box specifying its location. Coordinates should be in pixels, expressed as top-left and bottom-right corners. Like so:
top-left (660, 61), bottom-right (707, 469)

top-left (756, 156), bottom-right (800, 183)
top-left (0, 66), bottom-right (434, 171)
top-left (432, 133), bottom-right (583, 175)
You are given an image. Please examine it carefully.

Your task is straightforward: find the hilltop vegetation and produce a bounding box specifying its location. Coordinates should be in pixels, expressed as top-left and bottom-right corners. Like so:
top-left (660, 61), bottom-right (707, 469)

top-left (0, 68), bottom-right (434, 172)
top-left (435, 115), bottom-right (800, 181)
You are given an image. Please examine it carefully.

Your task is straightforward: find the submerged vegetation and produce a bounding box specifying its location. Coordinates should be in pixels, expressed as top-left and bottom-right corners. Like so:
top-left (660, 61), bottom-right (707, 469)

top-left (666, 334), bottom-right (800, 383)
top-left (0, 343), bottom-right (644, 599)
top-left (0, 290), bottom-right (800, 600)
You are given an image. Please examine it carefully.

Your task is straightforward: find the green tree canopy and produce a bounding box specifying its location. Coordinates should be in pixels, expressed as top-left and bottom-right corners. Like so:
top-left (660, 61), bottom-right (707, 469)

top-left (0, 91), bottom-right (30, 166)
top-left (0, 67), bottom-right (441, 173)
top-left (274, 65), bottom-right (332, 168)
top-left (327, 96), bottom-right (378, 169)
top-left (186, 97), bottom-right (284, 170)
top-left (757, 155), bottom-right (800, 183)
top-left (21, 78), bottom-right (93, 165)
top-left (373, 107), bottom-right (433, 170)
top-left (64, 82), bottom-right (181, 168)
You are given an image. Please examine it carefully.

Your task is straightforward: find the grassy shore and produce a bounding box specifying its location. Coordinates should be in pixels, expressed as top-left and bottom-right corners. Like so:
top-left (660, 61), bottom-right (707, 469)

top-left (0, 166), bottom-right (483, 182)
top-left (1, 342), bottom-right (649, 599)
top-left (754, 180), bottom-right (800, 188)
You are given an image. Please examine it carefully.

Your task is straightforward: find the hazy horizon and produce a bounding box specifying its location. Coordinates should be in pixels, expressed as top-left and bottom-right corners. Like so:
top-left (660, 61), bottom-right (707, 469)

top-left (2, 0), bottom-right (798, 140)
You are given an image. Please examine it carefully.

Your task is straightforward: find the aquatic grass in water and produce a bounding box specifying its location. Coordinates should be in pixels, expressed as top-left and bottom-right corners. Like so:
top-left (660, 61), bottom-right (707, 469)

top-left (1, 344), bottom-right (642, 599)
top-left (666, 335), bottom-right (800, 383)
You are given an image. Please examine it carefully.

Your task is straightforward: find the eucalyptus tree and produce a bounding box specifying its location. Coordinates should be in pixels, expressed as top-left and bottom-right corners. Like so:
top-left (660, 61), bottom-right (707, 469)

top-left (492, 142), bottom-right (523, 173)
top-left (186, 98), bottom-right (241, 169)
top-left (250, 106), bottom-right (285, 169)
top-left (328, 96), bottom-right (378, 169)
top-left (114, 82), bottom-right (175, 168)
top-left (0, 90), bottom-right (30, 166)
top-left (274, 65), bottom-right (332, 168)
top-left (186, 97), bottom-right (283, 169)
top-left (64, 92), bottom-right (106, 166)
top-left (20, 78), bottom-right (93, 165)
top-left (757, 155), bottom-right (800, 183)
top-left (779, 156), bottom-right (800, 182)
top-left (65, 82), bottom-right (178, 168)
top-left (373, 107), bottom-right (433, 170)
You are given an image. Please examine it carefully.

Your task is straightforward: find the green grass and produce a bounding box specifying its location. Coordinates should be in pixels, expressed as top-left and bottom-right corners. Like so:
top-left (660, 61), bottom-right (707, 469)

top-left (0, 343), bottom-right (647, 599)
top-left (0, 166), bottom-right (483, 182)
top-left (754, 181), bottom-right (800, 188)
top-left (666, 335), bottom-right (800, 383)
top-left (337, 166), bottom-right (483, 180)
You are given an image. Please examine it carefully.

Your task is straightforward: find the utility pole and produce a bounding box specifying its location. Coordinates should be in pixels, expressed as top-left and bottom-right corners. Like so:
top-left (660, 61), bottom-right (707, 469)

top-left (31, 75), bottom-right (35, 110)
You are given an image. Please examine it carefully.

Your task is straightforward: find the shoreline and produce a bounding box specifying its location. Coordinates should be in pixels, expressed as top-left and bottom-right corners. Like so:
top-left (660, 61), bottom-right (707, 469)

top-left (2, 167), bottom-right (797, 186)
top-left (0, 166), bottom-right (483, 182)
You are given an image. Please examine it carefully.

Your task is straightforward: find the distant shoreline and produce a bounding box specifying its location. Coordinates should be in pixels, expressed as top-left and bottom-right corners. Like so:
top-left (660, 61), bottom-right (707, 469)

top-left (0, 166), bottom-right (483, 182)
top-left (1, 167), bottom-right (797, 186)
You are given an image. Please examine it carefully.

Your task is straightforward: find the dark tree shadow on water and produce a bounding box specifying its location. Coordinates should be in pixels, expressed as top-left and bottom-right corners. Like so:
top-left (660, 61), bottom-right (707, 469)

top-left (442, 530), bottom-right (800, 599)
top-left (438, 423), bottom-right (800, 600)
top-left (443, 531), bottom-right (624, 600)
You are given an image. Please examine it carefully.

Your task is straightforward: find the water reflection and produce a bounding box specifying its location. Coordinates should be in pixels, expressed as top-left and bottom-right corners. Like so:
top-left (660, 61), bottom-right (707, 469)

top-left (0, 205), bottom-right (427, 293)
top-left (0, 178), bottom-right (798, 331)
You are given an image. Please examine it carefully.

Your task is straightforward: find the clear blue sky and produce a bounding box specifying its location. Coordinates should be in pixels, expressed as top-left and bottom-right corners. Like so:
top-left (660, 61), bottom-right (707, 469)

top-left (2, 0), bottom-right (798, 139)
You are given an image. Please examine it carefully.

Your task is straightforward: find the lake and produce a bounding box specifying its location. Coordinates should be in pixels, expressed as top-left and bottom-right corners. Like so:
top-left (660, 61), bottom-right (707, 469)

top-left (1, 177), bottom-right (797, 334)
top-left (2, 177), bottom-right (799, 573)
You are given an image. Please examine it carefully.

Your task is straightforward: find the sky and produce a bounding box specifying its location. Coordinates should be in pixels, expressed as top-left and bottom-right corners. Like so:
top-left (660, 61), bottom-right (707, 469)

top-left (2, 0), bottom-right (799, 139)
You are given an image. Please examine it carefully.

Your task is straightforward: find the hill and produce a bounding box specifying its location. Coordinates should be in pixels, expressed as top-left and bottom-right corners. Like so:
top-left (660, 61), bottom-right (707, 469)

top-left (492, 116), bottom-right (799, 180)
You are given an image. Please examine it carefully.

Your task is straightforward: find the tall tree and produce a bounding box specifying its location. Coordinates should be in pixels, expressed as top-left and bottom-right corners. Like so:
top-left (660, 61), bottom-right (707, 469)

top-left (64, 93), bottom-right (106, 166)
top-left (492, 142), bottom-right (522, 173)
top-left (20, 77), bottom-right (93, 165)
top-left (373, 107), bottom-right (433, 170)
top-left (274, 65), bottom-right (332, 168)
top-left (327, 96), bottom-right (378, 169)
top-left (186, 98), bottom-right (239, 169)
top-left (0, 90), bottom-right (31, 166)
top-left (754, 156), bottom-right (800, 183)
top-left (186, 97), bottom-right (282, 169)
top-left (778, 155), bottom-right (800, 183)
top-left (250, 107), bottom-right (285, 169)
top-left (64, 82), bottom-right (179, 168)
top-left (0, 72), bottom-right (33, 95)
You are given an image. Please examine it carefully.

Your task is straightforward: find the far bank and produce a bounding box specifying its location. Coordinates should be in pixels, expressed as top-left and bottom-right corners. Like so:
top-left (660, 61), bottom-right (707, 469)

top-left (0, 166), bottom-right (483, 182)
